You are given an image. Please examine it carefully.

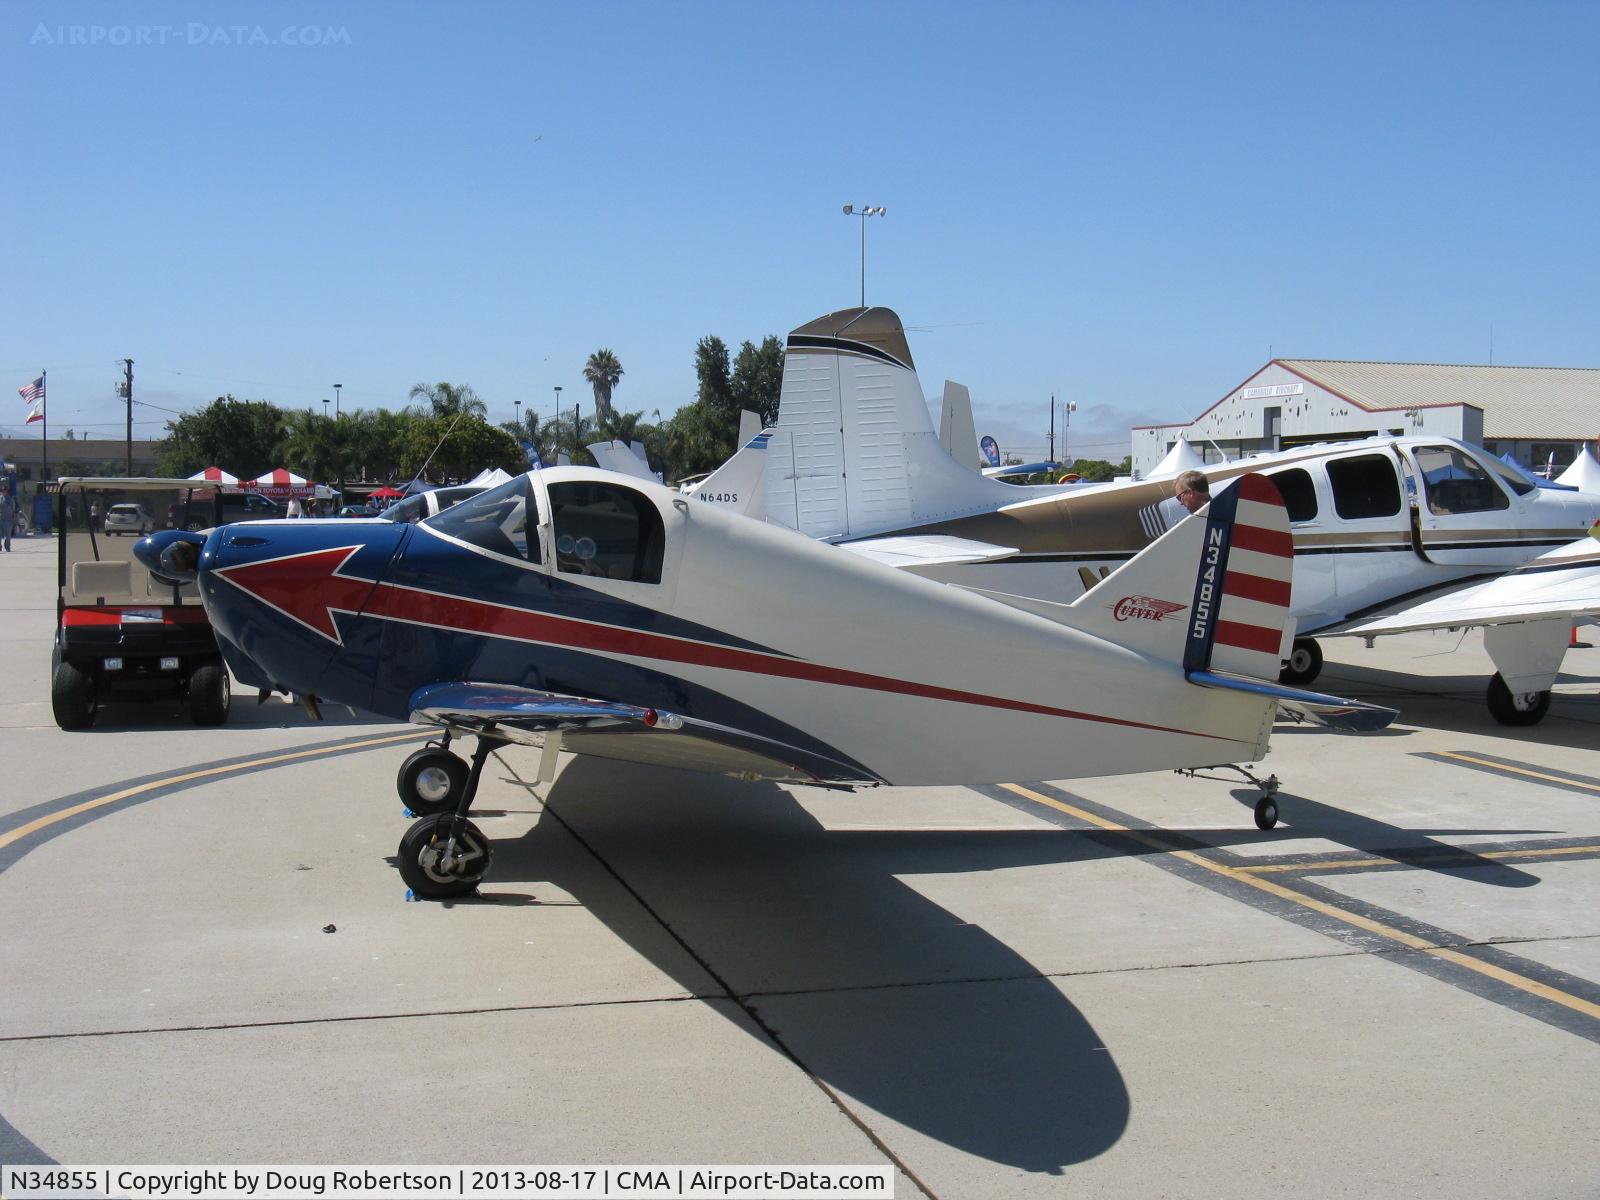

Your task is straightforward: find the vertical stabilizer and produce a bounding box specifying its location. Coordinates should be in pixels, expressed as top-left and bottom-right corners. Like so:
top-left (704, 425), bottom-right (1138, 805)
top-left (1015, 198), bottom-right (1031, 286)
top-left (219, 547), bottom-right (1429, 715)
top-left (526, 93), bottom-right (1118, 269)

top-left (761, 307), bottom-right (1021, 539)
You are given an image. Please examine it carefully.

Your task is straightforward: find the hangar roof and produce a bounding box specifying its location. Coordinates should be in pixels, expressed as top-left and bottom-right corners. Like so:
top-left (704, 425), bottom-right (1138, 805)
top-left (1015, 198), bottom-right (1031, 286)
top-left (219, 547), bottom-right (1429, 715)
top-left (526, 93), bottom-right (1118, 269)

top-left (1277, 360), bottom-right (1600, 439)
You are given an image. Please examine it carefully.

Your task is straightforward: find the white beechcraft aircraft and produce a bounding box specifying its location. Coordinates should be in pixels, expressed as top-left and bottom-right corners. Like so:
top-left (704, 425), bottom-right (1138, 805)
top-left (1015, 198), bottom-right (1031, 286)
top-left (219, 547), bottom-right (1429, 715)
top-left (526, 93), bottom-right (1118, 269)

top-left (703, 306), bottom-right (1600, 725)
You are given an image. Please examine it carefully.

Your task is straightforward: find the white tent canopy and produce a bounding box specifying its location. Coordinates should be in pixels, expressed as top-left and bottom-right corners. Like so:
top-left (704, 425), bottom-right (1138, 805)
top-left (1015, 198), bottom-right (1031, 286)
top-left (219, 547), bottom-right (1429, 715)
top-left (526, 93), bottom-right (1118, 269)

top-left (466, 467), bottom-right (514, 487)
top-left (1147, 438), bottom-right (1207, 480)
top-left (187, 466), bottom-right (239, 484)
top-left (1555, 447), bottom-right (1600, 493)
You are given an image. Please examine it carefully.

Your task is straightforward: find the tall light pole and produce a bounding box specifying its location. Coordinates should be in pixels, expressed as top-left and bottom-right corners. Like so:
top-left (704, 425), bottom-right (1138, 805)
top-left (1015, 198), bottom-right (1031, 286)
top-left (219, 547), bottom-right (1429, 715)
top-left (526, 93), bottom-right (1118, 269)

top-left (514, 397), bottom-right (522, 433)
top-left (1063, 399), bottom-right (1077, 466)
top-left (333, 382), bottom-right (342, 419)
top-left (842, 204), bottom-right (886, 307)
top-left (553, 385), bottom-right (563, 458)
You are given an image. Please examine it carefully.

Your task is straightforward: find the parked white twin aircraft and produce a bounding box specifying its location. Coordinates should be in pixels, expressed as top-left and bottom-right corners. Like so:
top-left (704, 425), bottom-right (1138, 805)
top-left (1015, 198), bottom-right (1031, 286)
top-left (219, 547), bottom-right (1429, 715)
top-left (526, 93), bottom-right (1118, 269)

top-left (684, 307), bottom-right (1600, 725)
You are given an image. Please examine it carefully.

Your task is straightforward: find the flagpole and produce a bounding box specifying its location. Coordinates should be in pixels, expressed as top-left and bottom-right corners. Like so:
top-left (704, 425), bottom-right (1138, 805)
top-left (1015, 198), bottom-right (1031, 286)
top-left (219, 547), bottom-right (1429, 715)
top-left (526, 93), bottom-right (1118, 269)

top-left (40, 369), bottom-right (47, 488)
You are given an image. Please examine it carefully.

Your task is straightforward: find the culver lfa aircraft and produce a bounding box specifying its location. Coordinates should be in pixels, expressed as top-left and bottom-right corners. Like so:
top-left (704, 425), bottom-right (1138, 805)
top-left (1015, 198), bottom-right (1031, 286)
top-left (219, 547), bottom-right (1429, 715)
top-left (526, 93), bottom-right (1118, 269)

top-left (721, 307), bottom-right (1600, 724)
top-left (136, 467), bottom-right (1391, 899)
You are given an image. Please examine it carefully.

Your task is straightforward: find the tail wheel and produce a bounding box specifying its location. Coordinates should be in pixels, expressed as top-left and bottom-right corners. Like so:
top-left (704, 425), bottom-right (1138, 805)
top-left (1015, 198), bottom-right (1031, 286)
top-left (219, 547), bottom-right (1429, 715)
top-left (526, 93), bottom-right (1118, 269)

top-left (1486, 673), bottom-right (1550, 726)
top-left (188, 662), bottom-right (231, 726)
top-left (397, 748), bottom-right (469, 815)
top-left (1279, 637), bottom-right (1323, 686)
top-left (52, 661), bottom-right (98, 730)
top-left (398, 815), bottom-right (492, 899)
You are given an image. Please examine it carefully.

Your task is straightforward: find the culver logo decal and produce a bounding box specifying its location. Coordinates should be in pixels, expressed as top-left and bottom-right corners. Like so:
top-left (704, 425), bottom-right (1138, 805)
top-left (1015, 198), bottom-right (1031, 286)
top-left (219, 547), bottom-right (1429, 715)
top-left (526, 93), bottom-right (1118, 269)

top-left (1112, 595), bottom-right (1187, 622)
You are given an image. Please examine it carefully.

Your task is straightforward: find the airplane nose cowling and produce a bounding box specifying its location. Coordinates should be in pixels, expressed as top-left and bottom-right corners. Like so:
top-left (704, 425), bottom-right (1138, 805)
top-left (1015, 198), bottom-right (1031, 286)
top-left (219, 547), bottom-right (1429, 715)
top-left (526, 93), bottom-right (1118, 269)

top-left (197, 520), bottom-right (411, 712)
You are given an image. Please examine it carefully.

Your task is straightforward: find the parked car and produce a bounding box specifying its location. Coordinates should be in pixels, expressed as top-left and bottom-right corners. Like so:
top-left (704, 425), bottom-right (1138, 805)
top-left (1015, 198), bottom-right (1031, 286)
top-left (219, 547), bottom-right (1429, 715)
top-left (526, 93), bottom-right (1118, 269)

top-left (168, 490), bottom-right (286, 530)
top-left (103, 503), bottom-right (154, 536)
top-left (337, 504), bottom-right (378, 518)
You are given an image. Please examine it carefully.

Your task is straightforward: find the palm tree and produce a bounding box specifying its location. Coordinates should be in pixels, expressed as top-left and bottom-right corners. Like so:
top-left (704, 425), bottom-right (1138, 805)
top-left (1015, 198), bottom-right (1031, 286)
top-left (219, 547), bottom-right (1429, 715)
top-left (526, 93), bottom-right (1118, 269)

top-left (407, 382), bottom-right (487, 420)
top-left (583, 349), bottom-right (624, 424)
top-left (596, 409), bottom-right (646, 446)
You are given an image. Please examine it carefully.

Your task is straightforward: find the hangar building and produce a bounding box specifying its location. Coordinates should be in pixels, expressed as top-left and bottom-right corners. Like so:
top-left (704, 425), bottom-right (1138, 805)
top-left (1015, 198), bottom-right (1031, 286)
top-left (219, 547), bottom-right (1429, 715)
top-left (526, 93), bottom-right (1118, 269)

top-left (1132, 360), bottom-right (1599, 479)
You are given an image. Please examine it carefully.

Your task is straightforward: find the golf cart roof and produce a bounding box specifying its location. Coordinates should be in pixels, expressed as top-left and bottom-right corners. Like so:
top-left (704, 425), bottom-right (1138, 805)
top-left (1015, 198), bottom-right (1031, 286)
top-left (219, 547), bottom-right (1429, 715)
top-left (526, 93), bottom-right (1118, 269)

top-left (56, 477), bottom-right (223, 491)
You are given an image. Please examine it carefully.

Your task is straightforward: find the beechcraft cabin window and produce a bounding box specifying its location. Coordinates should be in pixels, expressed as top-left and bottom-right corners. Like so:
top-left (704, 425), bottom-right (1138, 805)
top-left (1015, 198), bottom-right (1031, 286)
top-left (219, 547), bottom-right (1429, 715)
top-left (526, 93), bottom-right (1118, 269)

top-left (1265, 467), bottom-right (1318, 523)
top-left (548, 481), bottom-right (664, 584)
top-left (1326, 455), bottom-right (1402, 520)
top-left (1413, 445), bottom-right (1511, 515)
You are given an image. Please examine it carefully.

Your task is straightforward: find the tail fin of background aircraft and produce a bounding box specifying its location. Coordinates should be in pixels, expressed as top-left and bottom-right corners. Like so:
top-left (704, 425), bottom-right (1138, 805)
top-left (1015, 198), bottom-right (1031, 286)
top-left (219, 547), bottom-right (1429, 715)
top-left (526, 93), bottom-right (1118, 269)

top-left (938, 381), bottom-right (982, 470)
top-left (686, 425), bottom-right (772, 516)
top-left (761, 307), bottom-right (1018, 540)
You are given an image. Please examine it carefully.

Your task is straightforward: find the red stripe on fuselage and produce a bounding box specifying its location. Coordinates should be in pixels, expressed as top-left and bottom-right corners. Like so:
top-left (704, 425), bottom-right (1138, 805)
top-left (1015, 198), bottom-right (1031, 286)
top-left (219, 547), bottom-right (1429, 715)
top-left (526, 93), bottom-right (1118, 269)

top-left (360, 580), bottom-right (1240, 743)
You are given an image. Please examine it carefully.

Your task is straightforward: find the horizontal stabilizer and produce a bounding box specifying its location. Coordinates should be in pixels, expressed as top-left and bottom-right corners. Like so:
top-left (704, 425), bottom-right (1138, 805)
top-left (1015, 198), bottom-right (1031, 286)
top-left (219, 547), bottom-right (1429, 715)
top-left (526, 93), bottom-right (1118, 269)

top-left (1185, 669), bottom-right (1398, 733)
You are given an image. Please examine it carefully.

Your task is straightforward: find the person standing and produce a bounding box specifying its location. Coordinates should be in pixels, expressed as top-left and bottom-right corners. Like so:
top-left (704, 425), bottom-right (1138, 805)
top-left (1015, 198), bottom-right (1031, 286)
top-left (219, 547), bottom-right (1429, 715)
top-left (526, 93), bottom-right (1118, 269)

top-left (0, 488), bottom-right (15, 551)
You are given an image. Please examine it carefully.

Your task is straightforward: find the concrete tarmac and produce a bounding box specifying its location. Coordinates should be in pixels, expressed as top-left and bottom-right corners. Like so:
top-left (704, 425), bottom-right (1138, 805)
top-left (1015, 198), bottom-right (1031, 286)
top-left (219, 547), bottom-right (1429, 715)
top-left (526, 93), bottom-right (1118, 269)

top-left (2, 529), bottom-right (1599, 1197)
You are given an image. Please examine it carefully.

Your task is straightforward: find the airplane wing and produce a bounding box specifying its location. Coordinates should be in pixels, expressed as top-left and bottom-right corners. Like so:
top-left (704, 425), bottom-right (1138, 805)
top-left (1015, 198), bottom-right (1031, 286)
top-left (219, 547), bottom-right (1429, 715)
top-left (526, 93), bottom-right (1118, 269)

top-left (408, 682), bottom-right (877, 786)
top-left (1322, 537), bottom-right (1600, 637)
top-left (836, 534), bottom-right (1019, 569)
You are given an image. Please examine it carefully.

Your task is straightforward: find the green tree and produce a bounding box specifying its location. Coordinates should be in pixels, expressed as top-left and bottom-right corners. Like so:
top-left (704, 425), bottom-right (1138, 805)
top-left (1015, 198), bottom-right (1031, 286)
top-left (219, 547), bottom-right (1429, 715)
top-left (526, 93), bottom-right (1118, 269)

top-left (730, 336), bottom-right (785, 427)
top-left (158, 396), bottom-right (287, 478)
top-left (407, 382), bottom-right (487, 420)
top-left (692, 336), bottom-right (734, 421)
top-left (400, 413), bottom-right (521, 483)
top-left (583, 349), bottom-right (624, 424)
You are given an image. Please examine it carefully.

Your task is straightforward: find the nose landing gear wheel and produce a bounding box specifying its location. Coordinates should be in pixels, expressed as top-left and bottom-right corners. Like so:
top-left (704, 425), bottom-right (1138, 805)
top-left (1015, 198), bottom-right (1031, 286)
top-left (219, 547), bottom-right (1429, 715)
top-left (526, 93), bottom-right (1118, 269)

top-left (398, 814), bottom-right (492, 899)
top-left (397, 748), bottom-right (469, 815)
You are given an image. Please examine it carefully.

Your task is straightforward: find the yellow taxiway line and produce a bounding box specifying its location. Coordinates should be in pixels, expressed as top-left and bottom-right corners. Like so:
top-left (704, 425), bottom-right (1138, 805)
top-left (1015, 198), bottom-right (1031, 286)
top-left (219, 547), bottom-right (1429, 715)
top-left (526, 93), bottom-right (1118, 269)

top-left (1001, 782), bottom-right (1600, 1023)
top-left (1435, 751), bottom-right (1600, 795)
top-left (0, 730), bottom-right (427, 855)
top-left (1236, 844), bottom-right (1600, 874)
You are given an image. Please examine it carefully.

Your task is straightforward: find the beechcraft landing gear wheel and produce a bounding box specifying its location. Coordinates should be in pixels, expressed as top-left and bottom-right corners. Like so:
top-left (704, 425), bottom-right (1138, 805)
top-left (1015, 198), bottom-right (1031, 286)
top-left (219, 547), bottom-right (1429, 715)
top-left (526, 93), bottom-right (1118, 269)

top-left (398, 814), bottom-right (492, 899)
top-left (1279, 637), bottom-right (1323, 686)
top-left (397, 748), bottom-right (468, 815)
top-left (1486, 673), bottom-right (1550, 726)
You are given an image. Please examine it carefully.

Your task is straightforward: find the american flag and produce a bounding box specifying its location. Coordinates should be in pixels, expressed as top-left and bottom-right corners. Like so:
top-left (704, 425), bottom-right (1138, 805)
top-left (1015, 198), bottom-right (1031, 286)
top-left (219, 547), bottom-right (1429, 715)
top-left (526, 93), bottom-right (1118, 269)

top-left (18, 375), bottom-right (44, 404)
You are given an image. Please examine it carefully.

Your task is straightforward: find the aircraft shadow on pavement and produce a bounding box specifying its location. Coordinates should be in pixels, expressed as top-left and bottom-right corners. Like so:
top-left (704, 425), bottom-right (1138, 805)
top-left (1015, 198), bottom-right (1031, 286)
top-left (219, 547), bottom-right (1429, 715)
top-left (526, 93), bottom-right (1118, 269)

top-left (487, 756), bottom-right (1135, 1174)
top-left (1226, 789), bottom-right (1544, 888)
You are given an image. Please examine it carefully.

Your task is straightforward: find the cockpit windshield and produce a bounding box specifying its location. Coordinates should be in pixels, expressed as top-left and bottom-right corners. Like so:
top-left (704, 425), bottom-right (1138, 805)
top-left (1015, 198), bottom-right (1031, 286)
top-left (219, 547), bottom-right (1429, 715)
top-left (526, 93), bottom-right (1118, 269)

top-left (423, 475), bottom-right (539, 562)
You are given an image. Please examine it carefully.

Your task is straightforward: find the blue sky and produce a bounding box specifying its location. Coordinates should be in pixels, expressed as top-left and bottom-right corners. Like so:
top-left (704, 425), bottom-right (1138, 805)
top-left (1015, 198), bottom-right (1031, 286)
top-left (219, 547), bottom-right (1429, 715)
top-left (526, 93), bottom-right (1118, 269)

top-left (3, 0), bottom-right (1597, 462)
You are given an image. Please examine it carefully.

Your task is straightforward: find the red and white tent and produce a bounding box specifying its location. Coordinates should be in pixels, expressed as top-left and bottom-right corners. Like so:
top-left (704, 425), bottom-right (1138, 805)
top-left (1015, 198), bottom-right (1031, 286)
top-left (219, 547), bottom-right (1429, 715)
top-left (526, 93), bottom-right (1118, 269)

top-left (187, 465), bottom-right (239, 484)
top-left (243, 467), bottom-right (315, 500)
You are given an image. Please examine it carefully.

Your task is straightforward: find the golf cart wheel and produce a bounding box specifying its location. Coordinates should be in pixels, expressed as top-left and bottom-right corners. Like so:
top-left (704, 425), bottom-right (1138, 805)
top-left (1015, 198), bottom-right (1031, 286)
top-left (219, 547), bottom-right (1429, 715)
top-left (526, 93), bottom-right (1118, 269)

top-left (1485, 673), bottom-right (1549, 727)
top-left (398, 814), bottom-right (492, 899)
top-left (188, 661), bottom-right (231, 726)
top-left (52, 661), bottom-right (98, 730)
top-left (1279, 637), bottom-right (1323, 686)
top-left (396, 748), bottom-right (469, 815)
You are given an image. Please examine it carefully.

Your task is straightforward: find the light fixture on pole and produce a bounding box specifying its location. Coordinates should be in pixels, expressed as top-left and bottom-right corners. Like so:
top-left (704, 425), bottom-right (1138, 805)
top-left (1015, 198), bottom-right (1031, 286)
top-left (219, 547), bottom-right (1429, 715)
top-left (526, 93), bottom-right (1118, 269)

top-left (841, 204), bottom-right (886, 308)
top-left (322, 397), bottom-right (330, 419)
top-left (553, 385), bottom-right (563, 457)
top-left (333, 383), bottom-right (342, 419)
top-left (514, 397), bottom-right (522, 432)
top-left (1063, 399), bottom-right (1077, 465)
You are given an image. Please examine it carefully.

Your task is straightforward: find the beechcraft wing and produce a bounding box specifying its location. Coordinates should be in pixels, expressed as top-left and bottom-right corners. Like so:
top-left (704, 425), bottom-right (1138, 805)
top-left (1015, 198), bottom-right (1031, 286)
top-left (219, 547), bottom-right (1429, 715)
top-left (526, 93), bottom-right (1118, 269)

top-left (408, 682), bottom-right (875, 786)
top-left (836, 534), bottom-right (1020, 569)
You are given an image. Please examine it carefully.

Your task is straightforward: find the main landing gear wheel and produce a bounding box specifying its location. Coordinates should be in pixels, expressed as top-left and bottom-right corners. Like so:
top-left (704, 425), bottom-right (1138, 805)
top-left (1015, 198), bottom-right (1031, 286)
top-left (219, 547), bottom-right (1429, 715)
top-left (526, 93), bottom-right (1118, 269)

top-left (188, 661), bottom-right (231, 726)
top-left (398, 814), bottom-right (493, 899)
top-left (1279, 637), bottom-right (1323, 686)
top-left (1254, 796), bottom-right (1279, 830)
top-left (1486, 673), bottom-right (1550, 727)
top-left (397, 748), bottom-right (468, 815)
top-left (51, 661), bottom-right (98, 730)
